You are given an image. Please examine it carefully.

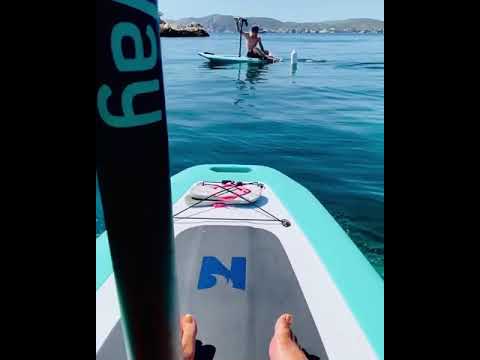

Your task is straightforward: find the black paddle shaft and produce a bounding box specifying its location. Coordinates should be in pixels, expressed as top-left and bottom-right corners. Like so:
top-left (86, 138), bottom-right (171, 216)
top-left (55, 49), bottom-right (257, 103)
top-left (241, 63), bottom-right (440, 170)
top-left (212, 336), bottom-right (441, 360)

top-left (236, 17), bottom-right (248, 57)
top-left (96, 1), bottom-right (179, 359)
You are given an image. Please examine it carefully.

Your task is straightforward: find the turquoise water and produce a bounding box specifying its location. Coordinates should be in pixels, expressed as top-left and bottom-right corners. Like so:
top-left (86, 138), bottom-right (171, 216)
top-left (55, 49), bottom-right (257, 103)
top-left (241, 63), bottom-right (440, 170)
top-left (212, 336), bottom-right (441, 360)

top-left (96, 33), bottom-right (384, 278)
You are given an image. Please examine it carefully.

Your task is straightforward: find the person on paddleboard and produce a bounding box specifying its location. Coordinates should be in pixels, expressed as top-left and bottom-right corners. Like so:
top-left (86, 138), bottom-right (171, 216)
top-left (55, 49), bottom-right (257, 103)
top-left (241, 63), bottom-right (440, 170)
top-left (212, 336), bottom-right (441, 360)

top-left (242, 25), bottom-right (276, 62)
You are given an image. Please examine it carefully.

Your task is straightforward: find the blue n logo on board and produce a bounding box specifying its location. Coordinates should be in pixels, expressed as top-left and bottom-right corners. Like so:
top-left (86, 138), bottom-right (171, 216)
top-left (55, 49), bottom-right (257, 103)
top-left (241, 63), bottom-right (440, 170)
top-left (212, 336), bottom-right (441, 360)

top-left (198, 257), bottom-right (247, 290)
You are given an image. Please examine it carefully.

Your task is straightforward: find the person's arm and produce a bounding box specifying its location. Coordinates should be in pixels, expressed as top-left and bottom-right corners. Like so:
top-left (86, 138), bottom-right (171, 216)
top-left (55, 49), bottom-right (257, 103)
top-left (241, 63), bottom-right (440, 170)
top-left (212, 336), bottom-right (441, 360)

top-left (258, 38), bottom-right (265, 52)
top-left (242, 31), bottom-right (250, 40)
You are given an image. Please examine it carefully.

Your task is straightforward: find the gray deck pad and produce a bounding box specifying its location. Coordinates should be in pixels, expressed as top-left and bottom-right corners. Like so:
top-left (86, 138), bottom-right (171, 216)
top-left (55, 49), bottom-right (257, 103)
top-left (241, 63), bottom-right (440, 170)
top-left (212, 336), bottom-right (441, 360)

top-left (175, 225), bottom-right (327, 360)
top-left (96, 321), bottom-right (128, 360)
top-left (97, 225), bottom-right (327, 359)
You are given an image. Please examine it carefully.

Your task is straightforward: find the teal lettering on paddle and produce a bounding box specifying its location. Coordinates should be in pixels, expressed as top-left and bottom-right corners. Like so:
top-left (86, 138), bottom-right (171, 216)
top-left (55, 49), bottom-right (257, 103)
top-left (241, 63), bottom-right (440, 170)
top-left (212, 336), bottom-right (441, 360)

top-left (97, 80), bottom-right (161, 128)
top-left (111, 22), bottom-right (157, 72)
top-left (97, 0), bottom-right (163, 128)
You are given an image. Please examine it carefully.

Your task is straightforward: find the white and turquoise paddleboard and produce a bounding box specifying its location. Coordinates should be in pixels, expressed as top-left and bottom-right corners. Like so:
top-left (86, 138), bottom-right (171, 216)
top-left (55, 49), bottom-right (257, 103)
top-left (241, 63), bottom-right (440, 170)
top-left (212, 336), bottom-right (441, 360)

top-left (198, 52), bottom-right (279, 64)
top-left (96, 165), bottom-right (384, 360)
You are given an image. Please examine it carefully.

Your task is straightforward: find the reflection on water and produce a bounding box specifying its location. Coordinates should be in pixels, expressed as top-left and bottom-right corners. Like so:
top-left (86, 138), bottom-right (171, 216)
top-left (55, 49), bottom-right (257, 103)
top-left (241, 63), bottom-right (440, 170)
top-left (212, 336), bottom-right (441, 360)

top-left (239, 63), bottom-right (269, 84)
top-left (246, 64), bottom-right (269, 83)
top-left (235, 64), bottom-right (270, 106)
top-left (201, 62), bottom-right (270, 85)
top-left (291, 63), bottom-right (298, 75)
top-left (201, 62), bottom-right (272, 107)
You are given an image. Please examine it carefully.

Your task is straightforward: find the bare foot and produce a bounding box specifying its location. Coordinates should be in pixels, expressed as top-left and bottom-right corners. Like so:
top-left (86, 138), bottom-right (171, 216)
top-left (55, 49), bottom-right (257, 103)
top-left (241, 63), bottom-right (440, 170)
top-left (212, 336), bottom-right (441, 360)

top-left (180, 314), bottom-right (197, 360)
top-left (269, 314), bottom-right (308, 360)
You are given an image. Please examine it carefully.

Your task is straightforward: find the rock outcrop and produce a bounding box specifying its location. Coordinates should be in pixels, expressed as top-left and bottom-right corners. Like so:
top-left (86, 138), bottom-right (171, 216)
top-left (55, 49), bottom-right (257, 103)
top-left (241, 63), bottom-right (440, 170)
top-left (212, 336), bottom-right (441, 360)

top-left (160, 22), bottom-right (209, 37)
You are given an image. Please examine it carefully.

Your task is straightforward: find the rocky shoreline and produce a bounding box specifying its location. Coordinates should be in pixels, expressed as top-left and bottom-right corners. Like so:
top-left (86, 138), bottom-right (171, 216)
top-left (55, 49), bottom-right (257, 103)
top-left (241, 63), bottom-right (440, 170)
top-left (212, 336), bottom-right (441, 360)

top-left (166, 15), bottom-right (384, 35)
top-left (160, 21), bottom-right (209, 37)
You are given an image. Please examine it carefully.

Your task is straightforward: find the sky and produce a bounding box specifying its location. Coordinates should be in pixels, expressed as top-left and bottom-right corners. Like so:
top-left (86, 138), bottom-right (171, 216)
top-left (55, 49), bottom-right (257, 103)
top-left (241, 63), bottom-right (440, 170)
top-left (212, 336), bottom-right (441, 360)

top-left (158, 0), bottom-right (384, 22)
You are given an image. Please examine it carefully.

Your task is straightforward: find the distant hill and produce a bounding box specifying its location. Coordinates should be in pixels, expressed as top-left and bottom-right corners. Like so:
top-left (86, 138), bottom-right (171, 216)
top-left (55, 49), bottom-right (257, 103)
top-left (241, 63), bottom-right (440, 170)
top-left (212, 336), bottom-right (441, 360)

top-left (165, 14), bottom-right (384, 33)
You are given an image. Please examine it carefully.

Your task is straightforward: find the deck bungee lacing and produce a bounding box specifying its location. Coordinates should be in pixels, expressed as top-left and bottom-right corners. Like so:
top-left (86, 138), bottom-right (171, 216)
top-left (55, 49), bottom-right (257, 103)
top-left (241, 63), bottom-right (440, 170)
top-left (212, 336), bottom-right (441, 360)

top-left (173, 181), bottom-right (291, 227)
